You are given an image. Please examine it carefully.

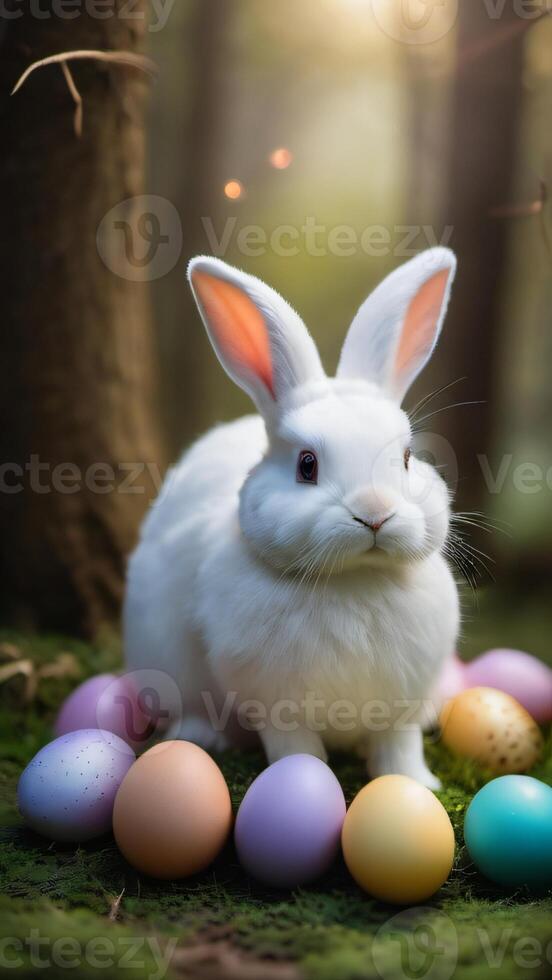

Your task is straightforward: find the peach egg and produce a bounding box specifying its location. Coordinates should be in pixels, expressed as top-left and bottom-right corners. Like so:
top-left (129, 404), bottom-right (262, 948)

top-left (440, 687), bottom-right (543, 774)
top-left (113, 740), bottom-right (232, 879)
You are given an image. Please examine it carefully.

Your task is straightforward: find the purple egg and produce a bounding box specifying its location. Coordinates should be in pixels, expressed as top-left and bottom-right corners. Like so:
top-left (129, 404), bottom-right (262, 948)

top-left (55, 674), bottom-right (151, 749)
top-left (234, 754), bottom-right (346, 888)
top-left (464, 649), bottom-right (552, 723)
top-left (435, 653), bottom-right (467, 703)
top-left (17, 730), bottom-right (135, 842)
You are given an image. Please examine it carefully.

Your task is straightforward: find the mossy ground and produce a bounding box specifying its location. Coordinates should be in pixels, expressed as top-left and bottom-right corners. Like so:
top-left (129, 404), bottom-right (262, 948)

top-left (1, 589), bottom-right (552, 980)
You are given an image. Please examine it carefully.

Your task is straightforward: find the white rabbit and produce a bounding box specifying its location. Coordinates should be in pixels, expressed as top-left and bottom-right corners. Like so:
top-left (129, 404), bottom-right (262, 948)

top-left (124, 248), bottom-right (460, 789)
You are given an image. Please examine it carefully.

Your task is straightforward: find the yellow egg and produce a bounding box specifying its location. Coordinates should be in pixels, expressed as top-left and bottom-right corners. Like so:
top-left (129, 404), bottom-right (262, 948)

top-left (440, 686), bottom-right (543, 774)
top-left (113, 741), bottom-right (232, 879)
top-left (341, 775), bottom-right (455, 904)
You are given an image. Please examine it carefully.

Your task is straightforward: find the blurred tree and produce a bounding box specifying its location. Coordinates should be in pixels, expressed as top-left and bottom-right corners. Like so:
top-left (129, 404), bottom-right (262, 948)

top-left (428, 4), bottom-right (525, 516)
top-left (149, 0), bottom-right (232, 455)
top-left (0, 2), bottom-right (164, 636)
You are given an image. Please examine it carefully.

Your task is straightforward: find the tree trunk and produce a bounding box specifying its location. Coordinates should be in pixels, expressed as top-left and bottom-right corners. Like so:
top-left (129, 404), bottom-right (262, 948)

top-left (150, 0), bottom-right (232, 457)
top-left (422, 4), bottom-right (525, 516)
top-left (0, 2), bottom-right (165, 636)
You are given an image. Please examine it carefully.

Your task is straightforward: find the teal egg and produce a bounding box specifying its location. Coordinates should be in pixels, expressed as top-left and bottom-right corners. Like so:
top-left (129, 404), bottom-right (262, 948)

top-left (464, 776), bottom-right (552, 890)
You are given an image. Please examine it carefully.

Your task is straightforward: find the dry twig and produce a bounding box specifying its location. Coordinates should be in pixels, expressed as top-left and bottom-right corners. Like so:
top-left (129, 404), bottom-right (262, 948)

top-left (60, 61), bottom-right (83, 137)
top-left (12, 50), bottom-right (158, 95)
top-left (11, 49), bottom-right (158, 137)
top-left (0, 659), bottom-right (36, 702)
top-left (0, 647), bottom-right (81, 703)
top-left (108, 889), bottom-right (125, 922)
top-left (489, 179), bottom-right (548, 219)
top-left (38, 652), bottom-right (81, 681)
top-left (0, 642), bottom-right (22, 661)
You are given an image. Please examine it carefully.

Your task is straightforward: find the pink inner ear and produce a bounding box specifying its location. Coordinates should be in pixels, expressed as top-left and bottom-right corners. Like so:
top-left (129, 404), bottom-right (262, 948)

top-left (395, 269), bottom-right (449, 380)
top-left (192, 272), bottom-right (275, 397)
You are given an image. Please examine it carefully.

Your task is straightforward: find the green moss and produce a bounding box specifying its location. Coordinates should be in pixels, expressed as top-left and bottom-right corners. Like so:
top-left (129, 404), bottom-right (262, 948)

top-left (2, 591), bottom-right (552, 979)
top-left (0, 898), bottom-right (174, 980)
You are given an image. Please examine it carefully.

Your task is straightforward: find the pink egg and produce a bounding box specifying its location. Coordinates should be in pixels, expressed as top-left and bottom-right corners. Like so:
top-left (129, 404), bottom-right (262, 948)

top-left (55, 674), bottom-right (153, 750)
top-left (435, 653), bottom-right (467, 704)
top-left (464, 649), bottom-right (552, 723)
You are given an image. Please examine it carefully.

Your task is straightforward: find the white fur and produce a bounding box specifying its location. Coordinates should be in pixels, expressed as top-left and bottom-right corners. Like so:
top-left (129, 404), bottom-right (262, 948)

top-left (188, 256), bottom-right (325, 424)
top-left (124, 250), bottom-right (460, 788)
top-left (338, 247), bottom-right (456, 401)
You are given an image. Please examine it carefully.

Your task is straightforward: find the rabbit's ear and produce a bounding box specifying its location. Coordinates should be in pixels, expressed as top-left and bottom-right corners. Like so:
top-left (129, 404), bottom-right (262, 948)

top-left (337, 248), bottom-right (456, 403)
top-left (188, 256), bottom-right (324, 418)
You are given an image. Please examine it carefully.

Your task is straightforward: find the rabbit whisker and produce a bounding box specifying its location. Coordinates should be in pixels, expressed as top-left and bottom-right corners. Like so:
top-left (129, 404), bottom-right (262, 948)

top-left (411, 399), bottom-right (485, 431)
top-left (408, 376), bottom-right (468, 424)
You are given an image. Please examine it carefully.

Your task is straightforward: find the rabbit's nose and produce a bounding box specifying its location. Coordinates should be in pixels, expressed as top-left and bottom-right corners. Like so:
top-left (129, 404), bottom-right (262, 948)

top-left (353, 513), bottom-right (394, 533)
top-left (346, 489), bottom-right (397, 532)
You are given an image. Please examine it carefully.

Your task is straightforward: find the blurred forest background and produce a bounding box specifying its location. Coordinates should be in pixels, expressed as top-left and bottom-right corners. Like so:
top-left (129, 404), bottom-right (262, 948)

top-left (0, 0), bottom-right (551, 638)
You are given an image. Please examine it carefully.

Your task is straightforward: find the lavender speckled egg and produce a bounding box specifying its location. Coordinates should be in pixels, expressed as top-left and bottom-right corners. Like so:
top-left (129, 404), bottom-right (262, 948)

top-left (464, 649), bottom-right (552, 723)
top-left (17, 730), bottom-right (135, 842)
top-left (54, 674), bottom-right (151, 750)
top-left (234, 754), bottom-right (346, 888)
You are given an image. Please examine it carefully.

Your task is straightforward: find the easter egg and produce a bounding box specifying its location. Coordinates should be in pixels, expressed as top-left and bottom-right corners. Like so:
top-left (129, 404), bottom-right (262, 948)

top-left (464, 649), bottom-right (552, 723)
top-left (464, 776), bottom-right (552, 889)
top-left (440, 687), bottom-right (543, 774)
top-left (433, 653), bottom-right (467, 707)
top-left (113, 740), bottom-right (232, 879)
top-left (342, 775), bottom-right (455, 904)
top-left (17, 730), bottom-right (135, 842)
top-left (234, 754), bottom-right (346, 888)
top-left (54, 674), bottom-right (152, 750)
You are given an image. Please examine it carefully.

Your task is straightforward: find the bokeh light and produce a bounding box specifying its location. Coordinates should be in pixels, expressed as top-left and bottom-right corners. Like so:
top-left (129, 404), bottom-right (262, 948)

top-left (224, 179), bottom-right (244, 200)
top-left (269, 147), bottom-right (293, 170)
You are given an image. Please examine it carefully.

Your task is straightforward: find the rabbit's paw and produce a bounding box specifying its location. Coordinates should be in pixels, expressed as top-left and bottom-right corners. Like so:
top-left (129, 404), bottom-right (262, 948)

top-left (260, 727), bottom-right (328, 765)
top-left (418, 769), bottom-right (442, 791)
top-left (163, 716), bottom-right (231, 753)
top-left (366, 726), bottom-right (441, 790)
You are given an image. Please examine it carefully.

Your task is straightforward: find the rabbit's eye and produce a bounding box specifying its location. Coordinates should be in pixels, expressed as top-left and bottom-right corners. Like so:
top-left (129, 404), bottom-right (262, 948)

top-left (404, 448), bottom-right (412, 470)
top-left (297, 450), bottom-right (318, 485)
